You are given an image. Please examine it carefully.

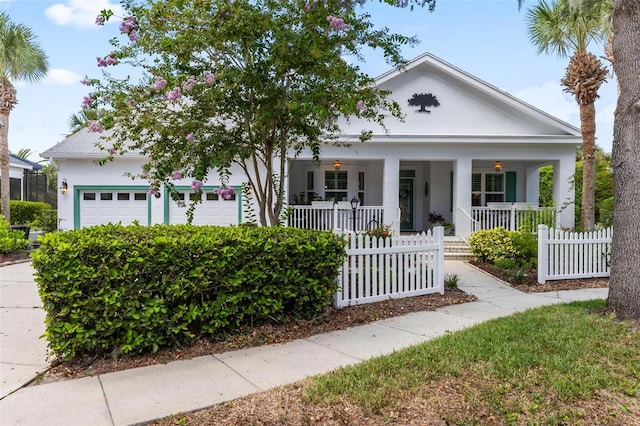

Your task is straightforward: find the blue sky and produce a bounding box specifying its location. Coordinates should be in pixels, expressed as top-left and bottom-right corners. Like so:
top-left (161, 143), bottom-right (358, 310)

top-left (2, 0), bottom-right (617, 161)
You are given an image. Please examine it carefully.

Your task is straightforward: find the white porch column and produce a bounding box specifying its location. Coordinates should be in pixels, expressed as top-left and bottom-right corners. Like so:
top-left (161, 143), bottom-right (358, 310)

top-left (525, 165), bottom-right (541, 204)
top-left (552, 156), bottom-right (575, 229)
top-left (453, 158), bottom-right (473, 238)
top-left (383, 157), bottom-right (400, 233)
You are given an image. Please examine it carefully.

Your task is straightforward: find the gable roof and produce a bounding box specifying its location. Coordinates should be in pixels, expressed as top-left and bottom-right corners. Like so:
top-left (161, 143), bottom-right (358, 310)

top-left (376, 52), bottom-right (580, 136)
top-left (41, 128), bottom-right (120, 159)
top-left (42, 52), bottom-right (581, 160)
top-left (335, 53), bottom-right (581, 143)
top-left (9, 154), bottom-right (42, 171)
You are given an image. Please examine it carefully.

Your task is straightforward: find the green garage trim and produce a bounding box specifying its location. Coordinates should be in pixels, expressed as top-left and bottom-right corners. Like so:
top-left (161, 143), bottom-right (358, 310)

top-left (73, 185), bottom-right (151, 229)
top-left (163, 185), bottom-right (243, 225)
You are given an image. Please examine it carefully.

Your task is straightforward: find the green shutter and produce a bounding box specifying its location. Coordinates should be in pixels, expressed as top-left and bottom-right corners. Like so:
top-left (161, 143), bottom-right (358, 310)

top-left (505, 171), bottom-right (517, 202)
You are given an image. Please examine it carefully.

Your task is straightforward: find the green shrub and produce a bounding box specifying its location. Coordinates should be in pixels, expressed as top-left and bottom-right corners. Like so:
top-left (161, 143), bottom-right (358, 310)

top-left (29, 209), bottom-right (57, 232)
top-left (510, 231), bottom-right (537, 268)
top-left (469, 228), bottom-right (517, 263)
top-left (31, 224), bottom-right (345, 360)
top-left (469, 227), bottom-right (537, 270)
top-left (8, 200), bottom-right (52, 225)
top-left (493, 258), bottom-right (517, 270)
top-left (444, 273), bottom-right (459, 289)
top-left (0, 217), bottom-right (30, 254)
top-left (598, 197), bottom-right (614, 228)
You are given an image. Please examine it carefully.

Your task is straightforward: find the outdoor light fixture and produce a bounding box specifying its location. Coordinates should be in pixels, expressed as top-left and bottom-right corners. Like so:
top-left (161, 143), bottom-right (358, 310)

top-left (494, 160), bottom-right (503, 172)
top-left (350, 197), bottom-right (360, 232)
top-left (59, 178), bottom-right (68, 195)
top-left (333, 159), bottom-right (341, 170)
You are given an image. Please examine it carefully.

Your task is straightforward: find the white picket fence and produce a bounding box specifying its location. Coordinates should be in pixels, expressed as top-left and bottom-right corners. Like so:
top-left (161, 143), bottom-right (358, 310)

top-left (334, 227), bottom-right (445, 308)
top-left (537, 225), bottom-right (612, 284)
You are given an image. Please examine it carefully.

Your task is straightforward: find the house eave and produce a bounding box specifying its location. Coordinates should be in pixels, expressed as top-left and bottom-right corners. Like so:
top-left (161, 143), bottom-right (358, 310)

top-left (336, 134), bottom-right (582, 144)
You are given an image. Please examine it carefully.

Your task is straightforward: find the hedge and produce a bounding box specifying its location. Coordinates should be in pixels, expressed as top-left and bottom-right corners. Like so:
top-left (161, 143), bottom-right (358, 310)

top-left (32, 224), bottom-right (345, 360)
top-left (7, 200), bottom-right (52, 226)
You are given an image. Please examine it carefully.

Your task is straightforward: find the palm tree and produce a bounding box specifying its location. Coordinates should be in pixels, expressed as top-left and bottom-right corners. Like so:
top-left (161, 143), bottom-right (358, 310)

top-left (67, 109), bottom-right (105, 135)
top-left (0, 12), bottom-right (48, 224)
top-left (526, 0), bottom-right (611, 230)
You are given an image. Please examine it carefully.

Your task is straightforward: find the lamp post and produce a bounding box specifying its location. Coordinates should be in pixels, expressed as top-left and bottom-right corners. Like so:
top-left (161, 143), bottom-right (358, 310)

top-left (350, 197), bottom-right (359, 232)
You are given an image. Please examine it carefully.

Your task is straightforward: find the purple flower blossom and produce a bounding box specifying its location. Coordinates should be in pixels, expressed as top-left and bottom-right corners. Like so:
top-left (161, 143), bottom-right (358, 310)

top-left (119, 16), bottom-right (136, 34)
top-left (327, 15), bottom-right (348, 31)
top-left (185, 133), bottom-right (194, 141)
top-left (97, 56), bottom-right (117, 67)
top-left (148, 187), bottom-right (160, 197)
top-left (95, 15), bottom-right (106, 26)
top-left (80, 75), bottom-right (91, 86)
top-left (182, 76), bottom-right (197, 91)
top-left (81, 95), bottom-right (94, 109)
top-left (357, 100), bottom-right (366, 111)
top-left (154, 76), bottom-right (167, 90)
top-left (203, 71), bottom-right (216, 85)
top-left (128, 30), bottom-right (139, 42)
top-left (88, 120), bottom-right (104, 133)
top-left (108, 148), bottom-right (117, 155)
top-left (304, 3), bottom-right (311, 10)
top-left (214, 185), bottom-right (236, 200)
top-left (191, 179), bottom-right (203, 192)
top-left (171, 170), bottom-right (182, 180)
top-left (165, 87), bottom-right (182, 101)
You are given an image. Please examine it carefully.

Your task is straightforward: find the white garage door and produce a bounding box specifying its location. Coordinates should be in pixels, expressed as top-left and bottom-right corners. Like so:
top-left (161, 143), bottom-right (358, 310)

top-left (168, 190), bottom-right (239, 226)
top-left (79, 190), bottom-right (149, 228)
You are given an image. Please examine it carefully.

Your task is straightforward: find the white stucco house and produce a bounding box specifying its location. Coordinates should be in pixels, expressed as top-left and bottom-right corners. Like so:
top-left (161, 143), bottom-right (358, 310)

top-left (41, 53), bottom-right (579, 238)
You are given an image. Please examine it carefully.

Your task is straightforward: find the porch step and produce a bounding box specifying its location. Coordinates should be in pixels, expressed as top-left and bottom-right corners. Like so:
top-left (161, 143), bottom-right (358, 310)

top-left (443, 237), bottom-right (474, 261)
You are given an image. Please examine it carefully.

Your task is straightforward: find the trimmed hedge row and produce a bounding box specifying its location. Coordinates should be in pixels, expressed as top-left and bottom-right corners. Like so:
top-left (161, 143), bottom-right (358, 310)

top-left (32, 224), bottom-right (345, 360)
top-left (7, 200), bottom-right (52, 225)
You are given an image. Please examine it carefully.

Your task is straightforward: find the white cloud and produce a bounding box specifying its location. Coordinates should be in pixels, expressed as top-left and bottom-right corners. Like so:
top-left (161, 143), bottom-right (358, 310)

top-left (45, 0), bottom-right (123, 29)
top-left (45, 68), bottom-right (83, 85)
top-left (513, 81), bottom-right (579, 126)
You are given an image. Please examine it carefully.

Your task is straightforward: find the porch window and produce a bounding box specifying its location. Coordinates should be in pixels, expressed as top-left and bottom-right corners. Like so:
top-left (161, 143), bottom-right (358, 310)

top-left (485, 173), bottom-right (504, 203)
top-left (324, 170), bottom-right (347, 202)
top-left (471, 173), bottom-right (505, 206)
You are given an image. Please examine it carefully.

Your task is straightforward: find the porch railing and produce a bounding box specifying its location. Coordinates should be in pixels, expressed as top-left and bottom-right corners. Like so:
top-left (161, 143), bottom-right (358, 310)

top-left (288, 204), bottom-right (386, 233)
top-left (472, 203), bottom-right (557, 232)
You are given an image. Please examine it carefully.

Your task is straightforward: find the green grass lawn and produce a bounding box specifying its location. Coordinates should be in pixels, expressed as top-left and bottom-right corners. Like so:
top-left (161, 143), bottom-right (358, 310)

top-left (304, 300), bottom-right (640, 425)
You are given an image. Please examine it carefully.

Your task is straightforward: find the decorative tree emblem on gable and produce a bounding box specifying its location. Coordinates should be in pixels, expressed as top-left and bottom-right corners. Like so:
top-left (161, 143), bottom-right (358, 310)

top-left (408, 92), bottom-right (440, 113)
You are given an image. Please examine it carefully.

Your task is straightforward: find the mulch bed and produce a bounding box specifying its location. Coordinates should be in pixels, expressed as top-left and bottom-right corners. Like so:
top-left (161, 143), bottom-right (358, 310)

top-left (470, 261), bottom-right (609, 293)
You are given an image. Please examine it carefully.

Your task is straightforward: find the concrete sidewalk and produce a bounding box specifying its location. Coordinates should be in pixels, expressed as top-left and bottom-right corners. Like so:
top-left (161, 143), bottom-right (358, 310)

top-left (0, 261), bottom-right (608, 426)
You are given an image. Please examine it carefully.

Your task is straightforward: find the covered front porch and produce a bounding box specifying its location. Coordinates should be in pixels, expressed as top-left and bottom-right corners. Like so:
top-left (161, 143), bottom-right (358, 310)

top-left (286, 155), bottom-right (573, 239)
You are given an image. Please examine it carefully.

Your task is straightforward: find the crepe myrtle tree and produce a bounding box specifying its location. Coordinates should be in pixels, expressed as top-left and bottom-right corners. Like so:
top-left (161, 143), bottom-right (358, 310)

top-left (84, 0), bottom-right (416, 226)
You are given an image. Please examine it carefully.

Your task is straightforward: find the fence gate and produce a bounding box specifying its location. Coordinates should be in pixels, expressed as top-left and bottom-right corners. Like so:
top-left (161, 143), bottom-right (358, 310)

top-left (334, 227), bottom-right (445, 308)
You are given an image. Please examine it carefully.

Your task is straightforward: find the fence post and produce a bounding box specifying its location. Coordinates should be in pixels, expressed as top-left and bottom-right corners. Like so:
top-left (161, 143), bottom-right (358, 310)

top-left (332, 228), bottom-right (345, 308)
top-left (537, 224), bottom-right (548, 284)
top-left (433, 225), bottom-right (445, 294)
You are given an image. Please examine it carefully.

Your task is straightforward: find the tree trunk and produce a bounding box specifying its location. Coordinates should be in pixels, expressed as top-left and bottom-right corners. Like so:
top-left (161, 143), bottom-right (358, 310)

top-left (0, 111), bottom-right (10, 225)
top-left (607, 0), bottom-right (640, 320)
top-left (580, 102), bottom-right (597, 231)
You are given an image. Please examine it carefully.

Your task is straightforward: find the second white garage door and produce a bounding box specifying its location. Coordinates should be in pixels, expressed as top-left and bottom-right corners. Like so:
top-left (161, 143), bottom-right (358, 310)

top-left (167, 188), bottom-right (240, 226)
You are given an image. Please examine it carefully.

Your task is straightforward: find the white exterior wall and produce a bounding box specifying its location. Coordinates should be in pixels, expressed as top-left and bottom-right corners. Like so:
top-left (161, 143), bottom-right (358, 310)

top-left (56, 158), bottom-right (254, 230)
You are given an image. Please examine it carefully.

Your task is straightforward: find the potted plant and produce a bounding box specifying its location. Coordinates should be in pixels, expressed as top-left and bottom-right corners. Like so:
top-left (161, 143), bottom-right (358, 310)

top-left (428, 211), bottom-right (445, 225)
top-left (443, 222), bottom-right (455, 236)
